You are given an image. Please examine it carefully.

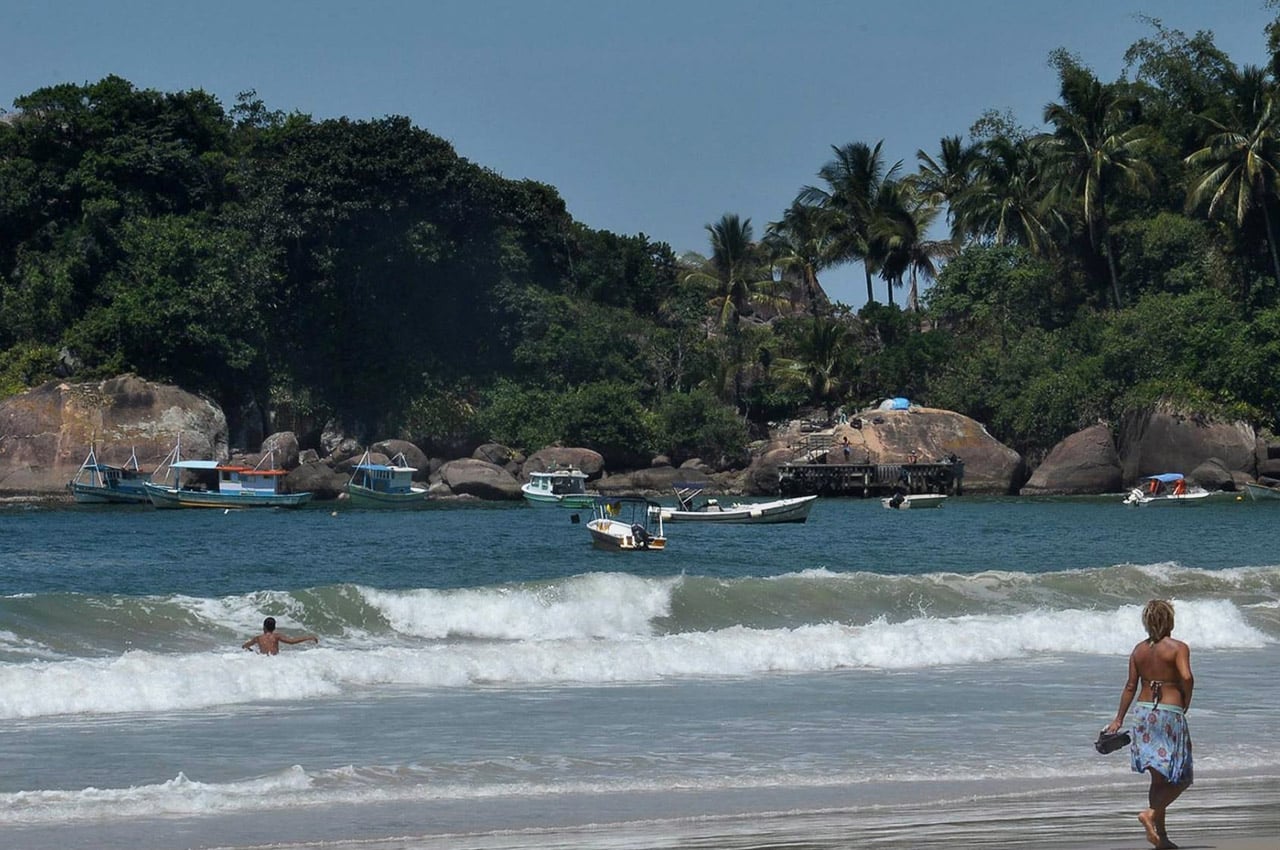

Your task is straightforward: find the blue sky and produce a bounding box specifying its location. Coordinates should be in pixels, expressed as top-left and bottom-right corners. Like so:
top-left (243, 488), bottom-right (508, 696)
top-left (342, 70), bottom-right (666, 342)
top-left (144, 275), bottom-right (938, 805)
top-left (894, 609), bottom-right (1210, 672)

top-left (4, 0), bottom-right (1277, 306)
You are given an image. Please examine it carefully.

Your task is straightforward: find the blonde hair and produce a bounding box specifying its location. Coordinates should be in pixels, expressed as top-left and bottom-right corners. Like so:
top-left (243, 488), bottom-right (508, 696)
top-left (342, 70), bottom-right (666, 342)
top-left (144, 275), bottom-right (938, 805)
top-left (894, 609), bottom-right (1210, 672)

top-left (1142, 599), bottom-right (1175, 643)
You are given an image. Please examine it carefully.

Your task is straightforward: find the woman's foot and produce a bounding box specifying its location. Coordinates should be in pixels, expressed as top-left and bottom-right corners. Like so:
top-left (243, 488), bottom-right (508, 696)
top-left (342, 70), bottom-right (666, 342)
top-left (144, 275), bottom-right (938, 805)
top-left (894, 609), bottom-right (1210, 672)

top-left (1138, 809), bottom-right (1160, 847)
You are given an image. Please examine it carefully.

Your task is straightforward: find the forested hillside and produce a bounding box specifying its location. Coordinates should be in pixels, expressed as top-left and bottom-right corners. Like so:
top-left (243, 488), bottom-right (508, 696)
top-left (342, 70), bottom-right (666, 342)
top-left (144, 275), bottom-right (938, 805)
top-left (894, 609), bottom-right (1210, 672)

top-left (4, 15), bottom-right (1280, 468)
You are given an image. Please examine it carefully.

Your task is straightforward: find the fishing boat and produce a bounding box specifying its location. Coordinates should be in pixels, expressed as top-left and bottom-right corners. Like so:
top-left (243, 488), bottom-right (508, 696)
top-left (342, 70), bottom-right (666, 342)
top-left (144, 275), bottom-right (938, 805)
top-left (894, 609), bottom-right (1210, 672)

top-left (1122, 473), bottom-right (1212, 506)
top-left (881, 492), bottom-right (948, 510)
top-left (521, 465), bottom-right (595, 508)
top-left (651, 485), bottom-right (816, 523)
top-left (345, 450), bottom-right (428, 507)
top-left (143, 444), bottom-right (311, 509)
top-left (67, 446), bottom-right (152, 504)
top-left (586, 495), bottom-right (666, 551)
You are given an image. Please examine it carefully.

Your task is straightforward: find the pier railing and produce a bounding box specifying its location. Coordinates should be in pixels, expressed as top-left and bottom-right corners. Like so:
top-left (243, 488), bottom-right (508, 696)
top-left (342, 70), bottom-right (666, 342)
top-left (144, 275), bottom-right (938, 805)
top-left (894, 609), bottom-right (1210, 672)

top-left (778, 458), bottom-right (964, 498)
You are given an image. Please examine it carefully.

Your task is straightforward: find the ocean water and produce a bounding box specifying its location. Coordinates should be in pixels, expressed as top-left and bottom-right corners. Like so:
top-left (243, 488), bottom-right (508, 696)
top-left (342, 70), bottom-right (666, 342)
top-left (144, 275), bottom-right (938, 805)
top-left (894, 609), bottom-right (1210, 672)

top-left (0, 495), bottom-right (1278, 849)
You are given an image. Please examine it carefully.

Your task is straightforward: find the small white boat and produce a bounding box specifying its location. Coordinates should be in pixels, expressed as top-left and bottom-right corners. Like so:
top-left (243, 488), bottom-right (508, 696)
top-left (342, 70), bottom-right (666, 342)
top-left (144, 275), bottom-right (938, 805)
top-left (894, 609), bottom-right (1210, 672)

top-left (521, 465), bottom-right (595, 508)
top-left (881, 493), bottom-right (948, 510)
top-left (653, 486), bottom-right (816, 523)
top-left (587, 496), bottom-right (666, 551)
top-left (67, 446), bottom-right (152, 504)
top-left (345, 451), bottom-right (428, 508)
top-left (1122, 473), bottom-right (1212, 506)
top-left (1244, 480), bottom-right (1280, 501)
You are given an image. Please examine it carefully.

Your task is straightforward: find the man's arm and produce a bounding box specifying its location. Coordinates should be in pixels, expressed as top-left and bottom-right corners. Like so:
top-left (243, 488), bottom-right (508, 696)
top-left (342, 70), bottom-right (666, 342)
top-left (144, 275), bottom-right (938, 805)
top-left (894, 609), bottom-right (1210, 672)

top-left (242, 636), bottom-right (259, 651)
top-left (279, 634), bottom-right (318, 646)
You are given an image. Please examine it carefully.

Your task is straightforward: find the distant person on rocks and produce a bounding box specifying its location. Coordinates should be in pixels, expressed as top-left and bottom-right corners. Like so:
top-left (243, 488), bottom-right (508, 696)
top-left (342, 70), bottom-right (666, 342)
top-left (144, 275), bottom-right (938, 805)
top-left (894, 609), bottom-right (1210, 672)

top-left (841, 436), bottom-right (851, 463)
top-left (1103, 599), bottom-right (1194, 849)
top-left (242, 617), bottom-right (318, 655)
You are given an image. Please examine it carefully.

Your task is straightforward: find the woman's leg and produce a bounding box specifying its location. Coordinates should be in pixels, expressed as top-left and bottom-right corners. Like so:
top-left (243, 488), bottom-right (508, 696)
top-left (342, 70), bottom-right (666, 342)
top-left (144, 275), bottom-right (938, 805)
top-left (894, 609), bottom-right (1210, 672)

top-left (1140, 769), bottom-right (1187, 848)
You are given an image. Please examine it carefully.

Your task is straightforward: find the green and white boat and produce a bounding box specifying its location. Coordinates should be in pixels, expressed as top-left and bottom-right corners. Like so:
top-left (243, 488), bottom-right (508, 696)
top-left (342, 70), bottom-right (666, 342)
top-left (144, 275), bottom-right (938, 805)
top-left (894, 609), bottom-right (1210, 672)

top-left (521, 465), bottom-right (595, 508)
top-left (345, 451), bottom-right (429, 508)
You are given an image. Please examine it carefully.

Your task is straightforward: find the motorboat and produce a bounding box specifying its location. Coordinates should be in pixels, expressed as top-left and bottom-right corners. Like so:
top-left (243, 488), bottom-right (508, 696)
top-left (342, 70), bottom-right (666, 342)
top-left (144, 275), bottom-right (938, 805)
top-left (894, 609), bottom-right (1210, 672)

top-left (586, 495), bottom-right (666, 550)
top-left (1244, 480), bottom-right (1280, 501)
top-left (345, 450), bottom-right (429, 507)
top-left (521, 465), bottom-right (595, 508)
top-left (881, 493), bottom-right (947, 510)
top-left (67, 446), bottom-right (152, 504)
top-left (1122, 473), bottom-right (1212, 506)
top-left (651, 485), bottom-right (816, 523)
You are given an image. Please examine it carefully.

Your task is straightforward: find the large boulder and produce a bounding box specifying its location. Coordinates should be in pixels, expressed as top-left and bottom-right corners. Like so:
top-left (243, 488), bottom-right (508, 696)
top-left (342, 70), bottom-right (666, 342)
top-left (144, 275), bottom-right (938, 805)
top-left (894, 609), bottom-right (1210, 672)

top-left (371, 439), bottom-right (430, 479)
top-left (523, 447), bottom-right (606, 479)
top-left (261, 431), bottom-right (301, 470)
top-left (284, 461), bottom-right (349, 500)
top-left (1118, 406), bottom-right (1256, 484)
top-left (840, 406), bottom-right (1025, 494)
top-left (1021, 423), bottom-right (1123, 495)
top-left (0, 375), bottom-right (227, 494)
top-left (437, 458), bottom-right (523, 500)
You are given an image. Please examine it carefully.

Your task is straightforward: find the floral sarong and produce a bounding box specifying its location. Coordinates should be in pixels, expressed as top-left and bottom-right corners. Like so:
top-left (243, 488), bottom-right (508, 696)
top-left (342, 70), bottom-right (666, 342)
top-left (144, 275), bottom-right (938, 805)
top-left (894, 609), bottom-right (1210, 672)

top-left (1130, 702), bottom-right (1192, 786)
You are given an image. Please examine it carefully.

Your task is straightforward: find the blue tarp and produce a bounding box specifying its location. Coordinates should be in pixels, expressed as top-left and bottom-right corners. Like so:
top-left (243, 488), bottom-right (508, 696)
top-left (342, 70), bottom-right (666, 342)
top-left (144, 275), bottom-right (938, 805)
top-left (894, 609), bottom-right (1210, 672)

top-left (887, 397), bottom-right (910, 410)
top-left (1144, 473), bottom-right (1185, 483)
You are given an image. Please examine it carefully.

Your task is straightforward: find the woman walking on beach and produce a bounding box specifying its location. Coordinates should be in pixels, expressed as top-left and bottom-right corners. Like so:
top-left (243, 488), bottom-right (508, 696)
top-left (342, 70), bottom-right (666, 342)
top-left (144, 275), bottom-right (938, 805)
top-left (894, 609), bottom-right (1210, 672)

top-left (1104, 599), bottom-right (1194, 849)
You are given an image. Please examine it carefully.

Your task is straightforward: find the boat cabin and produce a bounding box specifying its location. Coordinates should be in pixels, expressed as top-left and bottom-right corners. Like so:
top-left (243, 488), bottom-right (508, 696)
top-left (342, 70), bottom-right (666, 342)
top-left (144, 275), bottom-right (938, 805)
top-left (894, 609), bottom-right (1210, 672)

top-left (527, 468), bottom-right (589, 497)
top-left (351, 461), bottom-right (417, 495)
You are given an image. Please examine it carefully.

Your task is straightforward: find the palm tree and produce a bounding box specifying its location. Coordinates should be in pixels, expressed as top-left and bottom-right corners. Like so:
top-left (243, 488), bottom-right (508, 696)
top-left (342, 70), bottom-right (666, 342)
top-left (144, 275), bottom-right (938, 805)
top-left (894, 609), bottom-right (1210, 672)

top-left (1185, 64), bottom-right (1280, 292)
top-left (951, 135), bottom-right (1058, 253)
top-left (912, 135), bottom-right (979, 240)
top-left (773, 316), bottom-right (853, 417)
top-left (1042, 65), bottom-right (1153, 308)
top-left (763, 201), bottom-right (835, 315)
top-left (684, 213), bottom-right (767, 329)
top-left (799, 141), bottom-right (903, 304)
top-left (871, 182), bottom-right (956, 311)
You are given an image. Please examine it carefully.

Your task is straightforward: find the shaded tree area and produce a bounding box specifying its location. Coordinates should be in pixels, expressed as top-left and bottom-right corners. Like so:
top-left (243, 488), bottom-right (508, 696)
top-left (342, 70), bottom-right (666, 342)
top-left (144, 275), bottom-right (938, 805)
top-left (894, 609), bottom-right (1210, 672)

top-left (9, 7), bottom-right (1280, 474)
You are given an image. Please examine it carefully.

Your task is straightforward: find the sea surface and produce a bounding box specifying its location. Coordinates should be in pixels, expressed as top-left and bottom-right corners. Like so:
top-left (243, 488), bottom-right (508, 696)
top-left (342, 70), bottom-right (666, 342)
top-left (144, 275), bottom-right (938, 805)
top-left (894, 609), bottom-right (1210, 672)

top-left (1, 494), bottom-right (1278, 849)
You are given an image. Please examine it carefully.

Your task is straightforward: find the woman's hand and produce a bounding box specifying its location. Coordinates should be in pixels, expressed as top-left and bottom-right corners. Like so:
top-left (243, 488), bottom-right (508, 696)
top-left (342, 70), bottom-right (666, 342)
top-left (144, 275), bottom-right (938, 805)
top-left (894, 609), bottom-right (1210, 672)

top-left (1103, 718), bottom-right (1122, 734)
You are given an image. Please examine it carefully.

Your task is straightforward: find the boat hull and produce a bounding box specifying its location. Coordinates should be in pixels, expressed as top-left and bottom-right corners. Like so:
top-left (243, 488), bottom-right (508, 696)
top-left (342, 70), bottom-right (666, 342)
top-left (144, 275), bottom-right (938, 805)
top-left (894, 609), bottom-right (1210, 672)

top-left (656, 495), bottom-right (817, 524)
top-left (144, 483), bottom-right (312, 509)
top-left (345, 484), bottom-right (429, 508)
top-left (521, 488), bottom-right (596, 509)
top-left (881, 494), bottom-right (947, 510)
top-left (68, 482), bottom-right (152, 505)
top-left (586, 518), bottom-right (666, 550)
top-left (1245, 482), bottom-right (1280, 501)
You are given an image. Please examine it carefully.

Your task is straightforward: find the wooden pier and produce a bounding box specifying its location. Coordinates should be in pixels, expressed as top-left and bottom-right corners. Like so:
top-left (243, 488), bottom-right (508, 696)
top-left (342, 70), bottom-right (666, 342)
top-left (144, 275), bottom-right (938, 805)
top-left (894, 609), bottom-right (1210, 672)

top-left (778, 459), bottom-right (964, 498)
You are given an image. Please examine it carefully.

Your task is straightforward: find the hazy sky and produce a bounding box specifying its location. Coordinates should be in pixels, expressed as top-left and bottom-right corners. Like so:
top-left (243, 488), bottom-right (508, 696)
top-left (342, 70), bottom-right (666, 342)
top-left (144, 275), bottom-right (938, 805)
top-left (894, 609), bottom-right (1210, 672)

top-left (4, 0), bottom-right (1277, 306)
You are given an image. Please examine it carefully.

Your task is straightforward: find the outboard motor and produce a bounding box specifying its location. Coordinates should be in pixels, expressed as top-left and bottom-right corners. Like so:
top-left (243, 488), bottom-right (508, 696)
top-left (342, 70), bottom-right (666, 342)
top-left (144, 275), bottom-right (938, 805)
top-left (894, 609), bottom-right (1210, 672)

top-left (631, 523), bottom-right (651, 548)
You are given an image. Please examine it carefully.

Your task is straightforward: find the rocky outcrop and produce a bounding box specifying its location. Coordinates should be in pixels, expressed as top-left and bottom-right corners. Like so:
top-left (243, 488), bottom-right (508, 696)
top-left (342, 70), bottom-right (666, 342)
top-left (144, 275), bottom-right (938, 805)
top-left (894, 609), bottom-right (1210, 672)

top-left (372, 439), bottom-right (430, 479)
top-left (595, 465), bottom-right (703, 494)
top-left (261, 431), bottom-right (301, 470)
top-left (838, 406), bottom-right (1025, 494)
top-left (436, 458), bottom-right (522, 500)
top-left (1021, 424), bottom-right (1123, 495)
top-left (284, 461), bottom-right (349, 500)
top-left (1118, 407), bottom-right (1256, 484)
top-left (522, 447), bottom-right (605, 479)
top-left (0, 375), bottom-right (226, 493)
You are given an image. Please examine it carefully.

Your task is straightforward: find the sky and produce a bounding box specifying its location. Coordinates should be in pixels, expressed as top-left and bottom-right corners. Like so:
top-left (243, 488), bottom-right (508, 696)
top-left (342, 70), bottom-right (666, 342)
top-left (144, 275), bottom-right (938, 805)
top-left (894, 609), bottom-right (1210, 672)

top-left (3, 0), bottom-right (1278, 307)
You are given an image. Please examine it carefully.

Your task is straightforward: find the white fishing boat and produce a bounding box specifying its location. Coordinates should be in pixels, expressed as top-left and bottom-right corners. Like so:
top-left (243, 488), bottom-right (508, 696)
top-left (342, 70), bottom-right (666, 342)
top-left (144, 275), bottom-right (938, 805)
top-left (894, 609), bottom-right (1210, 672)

top-left (345, 450), bottom-right (428, 507)
top-left (1244, 480), bottom-right (1280, 501)
top-left (586, 495), bottom-right (666, 551)
top-left (651, 485), bottom-right (816, 523)
top-left (67, 446), bottom-right (152, 504)
top-left (521, 465), bottom-right (595, 508)
top-left (1122, 473), bottom-right (1212, 506)
top-left (881, 493), bottom-right (948, 510)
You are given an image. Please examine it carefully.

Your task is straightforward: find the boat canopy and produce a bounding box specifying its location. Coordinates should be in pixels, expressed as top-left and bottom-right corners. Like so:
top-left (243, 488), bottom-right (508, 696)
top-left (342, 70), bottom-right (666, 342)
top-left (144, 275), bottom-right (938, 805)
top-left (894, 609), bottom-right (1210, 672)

top-left (170, 460), bottom-right (222, 470)
top-left (1143, 473), bottom-right (1186, 483)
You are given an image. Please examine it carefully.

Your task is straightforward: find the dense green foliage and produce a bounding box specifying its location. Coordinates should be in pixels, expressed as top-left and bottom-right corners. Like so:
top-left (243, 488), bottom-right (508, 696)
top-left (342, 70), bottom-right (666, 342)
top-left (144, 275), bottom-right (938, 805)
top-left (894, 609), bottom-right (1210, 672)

top-left (6, 13), bottom-right (1280, 470)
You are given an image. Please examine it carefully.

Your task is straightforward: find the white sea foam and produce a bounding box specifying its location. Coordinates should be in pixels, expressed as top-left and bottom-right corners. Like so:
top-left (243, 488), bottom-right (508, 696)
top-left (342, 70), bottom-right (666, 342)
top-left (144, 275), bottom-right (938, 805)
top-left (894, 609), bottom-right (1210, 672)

top-left (359, 572), bottom-right (678, 640)
top-left (0, 598), bottom-right (1266, 720)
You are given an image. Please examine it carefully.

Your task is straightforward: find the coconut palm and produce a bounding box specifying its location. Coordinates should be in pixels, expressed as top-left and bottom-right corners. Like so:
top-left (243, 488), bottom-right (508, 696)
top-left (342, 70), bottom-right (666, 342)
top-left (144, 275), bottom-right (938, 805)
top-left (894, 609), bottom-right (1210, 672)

top-left (1185, 64), bottom-right (1280, 292)
top-left (871, 183), bottom-right (956, 311)
top-left (951, 135), bottom-right (1058, 254)
top-left (763, 201), bottom-right (835, 315)
top-left (911, 134), bottom-right (979, 240)
top-left (799, 141), bottom-right (903, 304)
top-left (1042, 65), bottom-right (1154, 308)
top-left (683, 213), bottom-right (770, 329)
top-left (772, 316), bottom-right (853, 417)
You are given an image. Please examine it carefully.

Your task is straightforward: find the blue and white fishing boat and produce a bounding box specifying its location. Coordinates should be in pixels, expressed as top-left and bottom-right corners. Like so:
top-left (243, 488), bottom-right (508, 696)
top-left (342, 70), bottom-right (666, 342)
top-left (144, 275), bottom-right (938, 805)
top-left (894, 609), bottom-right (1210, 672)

top-left (345, 451), bottom-right (429, 508)
top-left (67, 446), bottom-right (152, 504)
top-left (143, 442), bottom-right (311, 509)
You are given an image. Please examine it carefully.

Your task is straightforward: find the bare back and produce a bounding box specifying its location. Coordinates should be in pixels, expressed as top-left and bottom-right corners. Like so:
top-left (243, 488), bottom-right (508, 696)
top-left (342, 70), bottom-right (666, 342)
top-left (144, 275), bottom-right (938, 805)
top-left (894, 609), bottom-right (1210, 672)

top-left (1129, 636), bottom-right (1193, 708)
